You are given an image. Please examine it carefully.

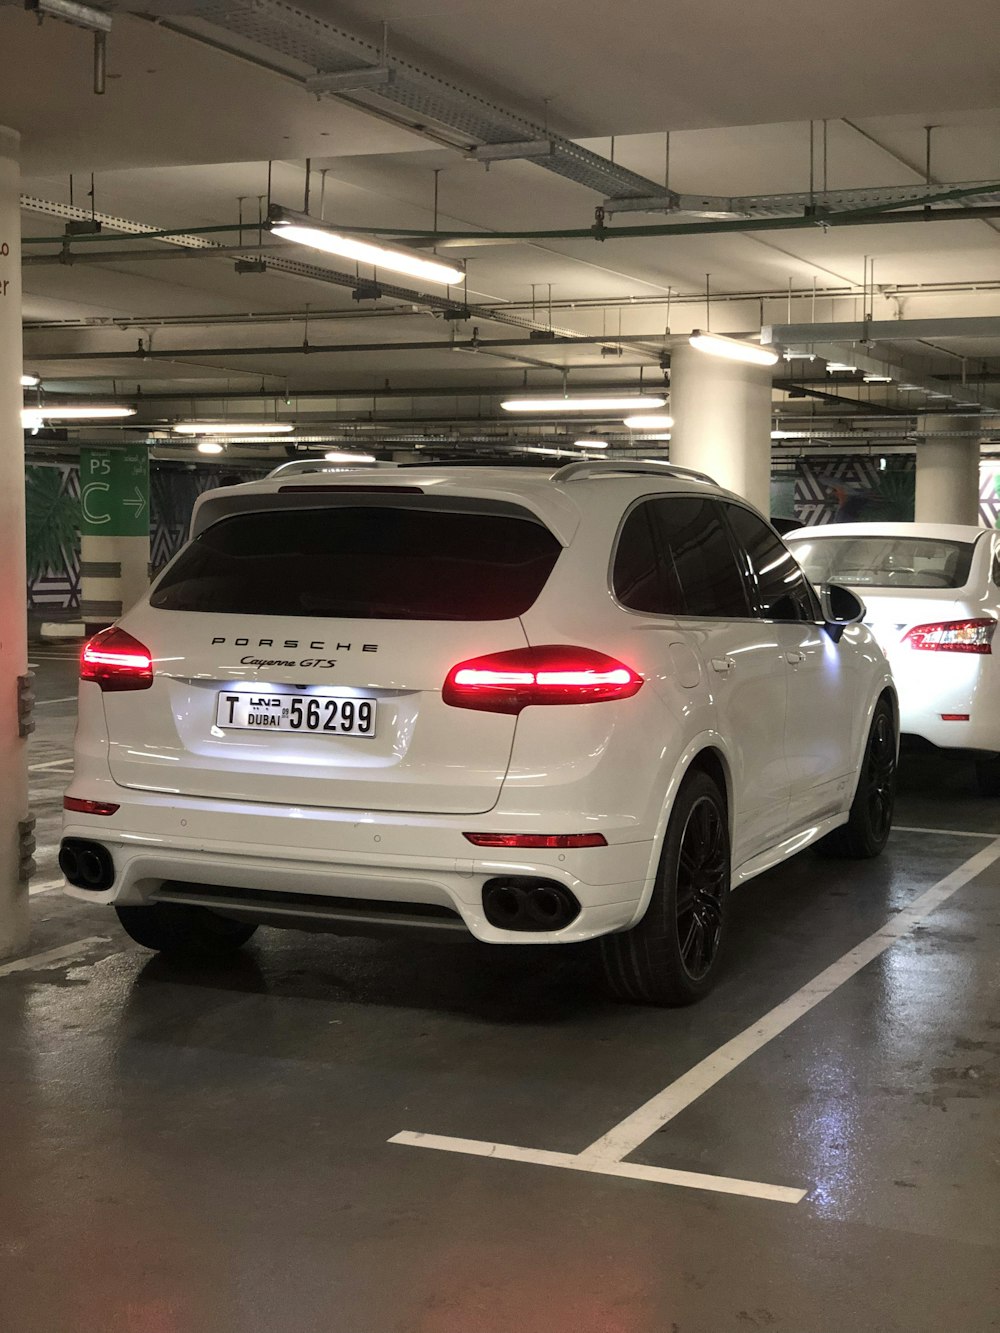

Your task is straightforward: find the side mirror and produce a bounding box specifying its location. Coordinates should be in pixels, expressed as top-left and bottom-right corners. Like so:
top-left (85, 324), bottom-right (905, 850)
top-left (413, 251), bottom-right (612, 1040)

top-left (820, 583), bottom-right (866, 642)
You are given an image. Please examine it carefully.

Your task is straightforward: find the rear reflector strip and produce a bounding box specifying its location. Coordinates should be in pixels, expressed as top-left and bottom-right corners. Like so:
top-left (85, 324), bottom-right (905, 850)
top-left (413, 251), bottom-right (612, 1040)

top-left (941, 714), bottom-right (971, 722)
top-left (64, 797), bottom-right (120, 816)
top-left (463, 832), bottom-right (608, 849)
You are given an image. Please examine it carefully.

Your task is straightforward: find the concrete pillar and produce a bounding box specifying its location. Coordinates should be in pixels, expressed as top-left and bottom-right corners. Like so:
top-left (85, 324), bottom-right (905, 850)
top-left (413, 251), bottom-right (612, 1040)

top-left (0, 126), bottom-right (31, 958)
top-left (915, 416), bottom-right (980, 526)
top-left (668, 342), bottom-right (773, 515)
top-left (79, 443), bottom-right (150, 635)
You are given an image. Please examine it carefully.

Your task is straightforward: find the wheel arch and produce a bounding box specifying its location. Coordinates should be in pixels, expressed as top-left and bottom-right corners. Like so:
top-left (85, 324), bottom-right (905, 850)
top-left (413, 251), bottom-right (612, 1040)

top-left (628, 737), bottom-right (735, 929)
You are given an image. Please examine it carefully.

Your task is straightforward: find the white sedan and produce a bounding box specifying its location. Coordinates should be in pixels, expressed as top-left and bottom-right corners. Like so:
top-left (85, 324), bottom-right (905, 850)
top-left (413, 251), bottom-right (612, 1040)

top-left (787, 521), bottom-right (1000, 795)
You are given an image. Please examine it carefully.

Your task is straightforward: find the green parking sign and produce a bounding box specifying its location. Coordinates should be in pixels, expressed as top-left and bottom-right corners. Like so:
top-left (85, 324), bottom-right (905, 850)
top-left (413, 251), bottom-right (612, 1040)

top-left (79, 444), bottom-right (150, 537)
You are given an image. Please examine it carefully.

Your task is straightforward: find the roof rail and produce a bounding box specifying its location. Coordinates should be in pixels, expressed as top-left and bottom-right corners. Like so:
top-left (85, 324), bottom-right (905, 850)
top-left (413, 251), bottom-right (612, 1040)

top-left (267, 459), bottom-right (393, 478)
top-left (552, 460), bottom-right (717, 486)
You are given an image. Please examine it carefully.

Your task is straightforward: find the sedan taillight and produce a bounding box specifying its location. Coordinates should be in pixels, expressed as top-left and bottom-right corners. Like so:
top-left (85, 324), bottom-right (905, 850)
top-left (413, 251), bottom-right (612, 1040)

top-left (443, 645), bottom-right (643, 714)
top-left (902, 618), bottom-right (996, 655)
top-left (80, 627), bottom-right (154, 691)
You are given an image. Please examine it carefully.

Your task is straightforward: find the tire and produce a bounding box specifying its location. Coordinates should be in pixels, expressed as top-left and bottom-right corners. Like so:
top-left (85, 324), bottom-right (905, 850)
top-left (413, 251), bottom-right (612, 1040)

top-left (819, 697), bottom-right (897, 859)
top-left (975, 756), bottom-right (1000, 797)
top-left (115, 902), bottom-right (258, 958)
top-left (600, 770), bottom-right (730, 1006)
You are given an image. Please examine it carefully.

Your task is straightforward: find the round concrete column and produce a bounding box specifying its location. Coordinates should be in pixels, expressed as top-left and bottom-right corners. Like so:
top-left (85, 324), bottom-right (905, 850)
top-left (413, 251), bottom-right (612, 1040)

top-left (668, 343), bottom-right (773, 515)
top-left (915, 416), bottom-right (981, 526)
top-left (0, 126), bottom-right (31, 958)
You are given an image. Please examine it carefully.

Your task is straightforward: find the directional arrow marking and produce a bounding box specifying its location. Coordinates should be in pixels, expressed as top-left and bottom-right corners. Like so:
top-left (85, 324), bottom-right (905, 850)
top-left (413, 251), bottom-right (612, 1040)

top-left (122, 486), bottom-right (146, 519)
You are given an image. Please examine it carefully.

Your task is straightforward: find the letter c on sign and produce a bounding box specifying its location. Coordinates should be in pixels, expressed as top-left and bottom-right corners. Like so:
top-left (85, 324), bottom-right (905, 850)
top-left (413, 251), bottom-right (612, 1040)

top-left (81, 482), bottom-right (111, 525)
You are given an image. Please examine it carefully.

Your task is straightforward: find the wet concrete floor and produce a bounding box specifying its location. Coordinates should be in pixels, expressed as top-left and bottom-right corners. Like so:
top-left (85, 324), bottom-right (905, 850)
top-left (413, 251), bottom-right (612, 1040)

top-left (2, 645), bottom-right (998, 1332)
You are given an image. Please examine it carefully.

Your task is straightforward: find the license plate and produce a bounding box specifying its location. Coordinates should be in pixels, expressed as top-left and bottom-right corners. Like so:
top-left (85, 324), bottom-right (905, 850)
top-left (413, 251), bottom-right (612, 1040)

top-left (216, 690), bottom-right (377, 737)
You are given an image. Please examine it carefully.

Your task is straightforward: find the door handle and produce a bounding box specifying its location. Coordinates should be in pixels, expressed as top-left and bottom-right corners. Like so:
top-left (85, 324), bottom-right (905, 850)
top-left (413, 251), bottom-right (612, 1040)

top-left (785, 650), bottom-right (805, 665)
top-left (710, 657), bottom-right (735, 674)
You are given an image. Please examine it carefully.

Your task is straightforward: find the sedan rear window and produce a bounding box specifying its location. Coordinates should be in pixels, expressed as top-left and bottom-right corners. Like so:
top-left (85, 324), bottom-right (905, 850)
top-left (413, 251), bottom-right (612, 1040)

top-left (791, 535), bottom-right (976, 589)
top-left (150, 506), bottom-right (561, 620)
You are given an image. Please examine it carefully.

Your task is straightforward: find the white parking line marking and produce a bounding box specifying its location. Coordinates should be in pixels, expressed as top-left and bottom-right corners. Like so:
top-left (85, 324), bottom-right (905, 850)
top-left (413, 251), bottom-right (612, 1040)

top-left (34, 696), bottom-right (78, 706)
top-left (393, 836), bottom-right (1000, 1201)
top-left (893, 825), bottom-right (995, 839)
top-left (0, 936), bottom-right (110, 979)
top-left (582, 835), bottom-right (1000, 1163)
top-left (29, 878), bottom-right (65, 896)
top-left (28, 758), bottom-right (73, 771)
top-left (389, 1132), bottom-right (806, 1204)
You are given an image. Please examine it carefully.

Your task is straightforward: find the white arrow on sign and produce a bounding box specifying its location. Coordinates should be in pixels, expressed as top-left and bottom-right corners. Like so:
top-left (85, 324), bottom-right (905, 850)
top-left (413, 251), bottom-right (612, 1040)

top-left (122, 487), bottom-right (146, 520)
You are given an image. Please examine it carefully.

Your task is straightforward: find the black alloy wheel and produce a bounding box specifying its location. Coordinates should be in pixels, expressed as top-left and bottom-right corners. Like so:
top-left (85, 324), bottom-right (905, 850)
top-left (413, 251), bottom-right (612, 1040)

top-left (819, 697), bottom-right (897, 859)
top-left (600, 769), bottom-right (731, 1005)
top-left (675, 795), bottom-right (728, 982)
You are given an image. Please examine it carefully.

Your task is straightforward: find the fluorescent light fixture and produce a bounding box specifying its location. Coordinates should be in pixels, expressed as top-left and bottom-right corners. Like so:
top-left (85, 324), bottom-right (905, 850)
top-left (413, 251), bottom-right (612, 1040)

top-left (197, 441), bottom-right (225, 455)
top-left (688, 331), bottom-right (779, 367)
top-left (501, 395), bottom-right (667, 413)
top-left (21, 373), bottom-right (40, 387)
top-left (21, 404), bottom-right (135, 423)
top-left (824, 361), bottom-right (857, 373)
top-left (771, 429), bottom-right (808, 439)
top-left (30, 0), bottom-right (112, 32)
top-left (863, 373), bottom-right (893, 383)
top-left (782, 350), bottom-right (816, 361)
top-left (270, 209), bottom-right (464, 286)
top-left (173, 422), bottom-right (295, 435)
top-left (573, 438), bottom-right (609, 449)
top-left (623, 413), bottom-right (674, 430)
top-left (324, 450), bottom-right (376, 463)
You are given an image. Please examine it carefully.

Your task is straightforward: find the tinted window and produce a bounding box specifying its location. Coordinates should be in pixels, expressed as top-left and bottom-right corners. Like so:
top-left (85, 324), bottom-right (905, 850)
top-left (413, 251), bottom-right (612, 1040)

top-left (651, 497), bottom-right (751, 618)
top-left (612, 496), bottom-right (750, 618)
top-left (724, 505), bottom-right (818, 621)
top-left (792, 535), bottom-right (976, 590)
top-left (150, 506), bottom-right (561, 621)
top-left (993, 542), bottom-right (1000, 588)
top-left (612, 503), bottom-right (674, 613)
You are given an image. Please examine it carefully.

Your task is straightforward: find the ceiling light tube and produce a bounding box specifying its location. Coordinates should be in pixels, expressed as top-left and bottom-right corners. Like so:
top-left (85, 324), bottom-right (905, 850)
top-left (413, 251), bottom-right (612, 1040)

top-left (622, 414), bottom-right (674, 430)
top-left (501, 395), bottom-right (667, 413)
top-left (173, 422), bottom-right (295, 435)
top-left (269, 208), bottom-right (464, 286)
top-left (21, 405), bottom-right (135, 422)
top-left (863, 373), bottom-right (893, 383)
top-left (573, 438), bottom-right (609, 449)
top-left (324, 450), bottom-right (376, 463)
top-left (21, 373), bottom-right (40, 387)
top-left (196, 441), bottom-right (225, 455)
top-left (688, 331), bottom-right (779, 367)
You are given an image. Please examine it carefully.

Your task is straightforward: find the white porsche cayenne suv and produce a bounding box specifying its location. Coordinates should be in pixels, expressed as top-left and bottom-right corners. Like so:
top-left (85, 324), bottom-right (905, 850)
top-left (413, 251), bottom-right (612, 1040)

top-left (61, 460), bottom-right (897, 1004)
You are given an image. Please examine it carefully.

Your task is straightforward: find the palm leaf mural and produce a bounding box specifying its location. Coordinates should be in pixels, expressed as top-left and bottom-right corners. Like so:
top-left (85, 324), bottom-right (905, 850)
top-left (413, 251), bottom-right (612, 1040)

top-left (25, 466), bottom-right (81, 583)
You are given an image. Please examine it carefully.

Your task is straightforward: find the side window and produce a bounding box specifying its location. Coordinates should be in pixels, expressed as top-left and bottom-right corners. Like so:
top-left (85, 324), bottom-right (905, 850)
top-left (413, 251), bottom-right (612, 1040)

top-left (647, 496), bottom-right (751, 618)
top-left (612, 502), bottom-right (674, 614)
top-left (723, 505), bottom-right (820, 622)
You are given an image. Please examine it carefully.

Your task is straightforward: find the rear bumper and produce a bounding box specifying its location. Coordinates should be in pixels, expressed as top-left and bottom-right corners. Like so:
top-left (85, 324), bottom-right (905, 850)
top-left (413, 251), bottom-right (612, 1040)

top-left (61, 788), bottom-right (652, 944)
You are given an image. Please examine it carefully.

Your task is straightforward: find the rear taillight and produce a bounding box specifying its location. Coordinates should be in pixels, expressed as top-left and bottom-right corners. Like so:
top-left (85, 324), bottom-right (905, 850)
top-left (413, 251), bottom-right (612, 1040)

top-left (464, 832), bottom-right (608, 848)
top-left (80, 627), bottom-right (154, 691)
top-left (443, 645), bottom-right (643, 715)
top-left (902, 618), bottom-right (996, 655)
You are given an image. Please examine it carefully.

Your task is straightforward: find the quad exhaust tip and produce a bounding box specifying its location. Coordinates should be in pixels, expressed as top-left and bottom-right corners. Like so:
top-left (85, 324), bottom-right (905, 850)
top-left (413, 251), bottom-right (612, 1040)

top-left (482, 877), bottom-right (580, 932)
top-left (59, 839), bottom-right (115, 891)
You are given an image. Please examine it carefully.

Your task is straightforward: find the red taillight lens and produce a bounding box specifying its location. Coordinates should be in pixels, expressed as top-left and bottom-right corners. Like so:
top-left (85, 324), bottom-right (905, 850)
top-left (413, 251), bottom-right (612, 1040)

top-left (64, 797), bottom-right (120, 816)
top-left (463, 832), bottom-right (608, 849)
top-left (443, 645), bottom-right (642, 714)
top-left (902, 618), bottom-right (996, 655)
top-left (80, 627), bottom-right (154, 691)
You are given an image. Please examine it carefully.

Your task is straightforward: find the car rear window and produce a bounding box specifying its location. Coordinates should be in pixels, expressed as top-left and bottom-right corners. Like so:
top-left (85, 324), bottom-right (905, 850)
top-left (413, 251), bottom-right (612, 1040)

top-left (150, 505), bottom-right (561, 620)
top-left (791, 535), bottom-right (976, 589)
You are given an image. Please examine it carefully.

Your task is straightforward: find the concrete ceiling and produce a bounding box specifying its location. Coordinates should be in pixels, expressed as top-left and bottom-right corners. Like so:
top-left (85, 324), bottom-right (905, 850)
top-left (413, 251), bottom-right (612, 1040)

top-left (10, 0), bottom-right (1000, 454)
